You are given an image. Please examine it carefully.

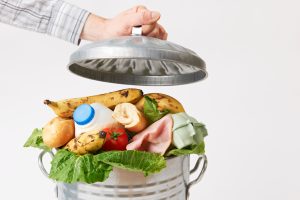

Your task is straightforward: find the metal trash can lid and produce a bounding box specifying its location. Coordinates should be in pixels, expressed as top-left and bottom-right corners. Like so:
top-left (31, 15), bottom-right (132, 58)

top-left (68, 27), bottom-right (207, 86)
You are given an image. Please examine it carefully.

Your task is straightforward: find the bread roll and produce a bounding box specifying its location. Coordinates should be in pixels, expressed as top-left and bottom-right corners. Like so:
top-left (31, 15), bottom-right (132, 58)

top-left (42, 117), bottom-right (75, 148)
top-left (112, 103), bottom-right (148, 133)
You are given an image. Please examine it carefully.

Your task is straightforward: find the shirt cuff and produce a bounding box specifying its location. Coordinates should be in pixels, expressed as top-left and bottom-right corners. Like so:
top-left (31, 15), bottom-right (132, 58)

top-left (47, 1), bottom-right (90, 45)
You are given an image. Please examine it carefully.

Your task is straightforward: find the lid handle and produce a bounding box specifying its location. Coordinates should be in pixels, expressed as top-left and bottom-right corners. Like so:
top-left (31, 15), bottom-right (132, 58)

top-left (131, 26), bottom-right (142, 36)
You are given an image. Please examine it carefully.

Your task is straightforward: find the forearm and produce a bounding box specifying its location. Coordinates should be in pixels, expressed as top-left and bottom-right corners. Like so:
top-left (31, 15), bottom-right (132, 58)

top-left (0, 0), bottom-right (90, 44)
top-left (80, 14), bottom-right (106, 41)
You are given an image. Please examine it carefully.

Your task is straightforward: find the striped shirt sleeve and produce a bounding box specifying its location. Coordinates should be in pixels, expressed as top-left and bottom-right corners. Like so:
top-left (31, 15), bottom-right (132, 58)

top-left (0, 0), bottom-right (90, 44)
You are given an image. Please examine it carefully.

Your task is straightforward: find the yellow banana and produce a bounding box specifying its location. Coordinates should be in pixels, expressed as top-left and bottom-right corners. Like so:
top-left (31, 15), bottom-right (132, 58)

top-left (65, 129), bottom-right (106, 155)
top-left (135, 93), bottom-right (185, 113)
top-left (44, 88), bottom-right (143, 118)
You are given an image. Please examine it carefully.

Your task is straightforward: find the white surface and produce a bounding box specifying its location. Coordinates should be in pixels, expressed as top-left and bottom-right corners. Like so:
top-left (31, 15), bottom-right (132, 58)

top-left (0, 0), bottom-right (299, 200)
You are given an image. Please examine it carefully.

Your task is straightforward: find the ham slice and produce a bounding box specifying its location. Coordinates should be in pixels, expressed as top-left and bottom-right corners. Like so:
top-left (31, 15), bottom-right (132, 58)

top-left (126, 114), bottom-right (173, 155)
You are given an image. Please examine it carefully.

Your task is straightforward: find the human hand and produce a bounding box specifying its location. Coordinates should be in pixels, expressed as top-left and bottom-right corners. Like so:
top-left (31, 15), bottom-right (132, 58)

top-left (80, 5), bottom-right (168, 41)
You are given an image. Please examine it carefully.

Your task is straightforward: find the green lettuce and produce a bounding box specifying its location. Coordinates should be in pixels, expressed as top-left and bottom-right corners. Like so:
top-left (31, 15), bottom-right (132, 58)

top-left (49, 150), bottom-right (112, 184)
top-left (49, 150), bottom-right (166, 183)
top-left (143, 96), bottom-right (169, 123)
top-left (166, 141), bottom-right (205, 156)
top-left (96, 150), bottom-right (166, 176)
top-left (23, 128), bottom-right (51, 151)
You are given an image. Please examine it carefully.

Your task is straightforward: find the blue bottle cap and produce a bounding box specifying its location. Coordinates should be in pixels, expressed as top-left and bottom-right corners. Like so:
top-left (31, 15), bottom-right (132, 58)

top-left (73, 104), bottom-right (95, 125)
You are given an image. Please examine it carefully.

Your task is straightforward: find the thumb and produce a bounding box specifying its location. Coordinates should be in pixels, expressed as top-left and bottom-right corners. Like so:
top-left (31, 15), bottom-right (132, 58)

top-left (125, 10), bottom-right (161, 27)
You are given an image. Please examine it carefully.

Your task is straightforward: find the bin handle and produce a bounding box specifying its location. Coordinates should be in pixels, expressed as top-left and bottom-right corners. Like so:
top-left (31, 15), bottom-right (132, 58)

top-left (186, 154), bottom-right (208, 199)
top-left (38, 150), bottom-right (58, 198)
top-left (38, 150), bottom-right (54, 178)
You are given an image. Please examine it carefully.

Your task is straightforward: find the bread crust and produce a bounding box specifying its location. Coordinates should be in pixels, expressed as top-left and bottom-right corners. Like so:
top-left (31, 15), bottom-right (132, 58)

top-left (42, 117), bottom-right (75, 148)
top-left (113, 103), bottom-right (148, 133)
top-left (126, 112), bottom-right (148, 133)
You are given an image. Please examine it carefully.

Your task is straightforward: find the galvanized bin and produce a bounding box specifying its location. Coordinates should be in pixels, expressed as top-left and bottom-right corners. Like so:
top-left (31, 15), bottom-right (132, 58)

top-left (39, 151), bottom-right (207, 200)
top-left (38, 26), bottom-right (208, 200)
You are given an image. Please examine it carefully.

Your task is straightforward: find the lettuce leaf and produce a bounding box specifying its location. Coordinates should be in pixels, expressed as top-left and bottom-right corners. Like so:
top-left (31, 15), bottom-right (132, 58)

top-left (23, 128), bottom-right (51, 151)
top-left (144, 96), bottom-right (169, 123)
top-left (49, 150), bottom-right (112, 184)
top-left (96, 150), bottom-right (166, 176)
top-left (166, 141), bottom-right (205, 156)
top-left (49, 150), bottom-right (166, 183)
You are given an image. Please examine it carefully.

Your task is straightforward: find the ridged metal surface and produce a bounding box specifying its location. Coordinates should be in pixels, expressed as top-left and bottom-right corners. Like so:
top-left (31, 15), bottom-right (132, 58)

top-left (57, 156), bottom-right (189, 200)
top-left (38, 151), bottom-right (207, 200)
top-left (68, 36), bottom-right (207, 86)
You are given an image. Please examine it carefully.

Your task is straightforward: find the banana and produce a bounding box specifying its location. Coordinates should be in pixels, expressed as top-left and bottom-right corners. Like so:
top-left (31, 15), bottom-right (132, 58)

top-left (44, 88), bottom-right (143, 118)
top-left (65, 129), bottom-right (106, 155)
top-left (135, 93), bottom-right (185, 113)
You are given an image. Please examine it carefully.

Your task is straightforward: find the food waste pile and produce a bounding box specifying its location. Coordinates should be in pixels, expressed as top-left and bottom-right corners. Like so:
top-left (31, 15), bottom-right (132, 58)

top-left (24, 88), bottom-right (207, 184)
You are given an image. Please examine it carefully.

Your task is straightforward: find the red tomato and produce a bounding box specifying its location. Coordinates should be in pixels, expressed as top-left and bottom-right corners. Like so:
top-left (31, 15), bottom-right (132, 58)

top-left (102, 128), bottom-right (128, 151)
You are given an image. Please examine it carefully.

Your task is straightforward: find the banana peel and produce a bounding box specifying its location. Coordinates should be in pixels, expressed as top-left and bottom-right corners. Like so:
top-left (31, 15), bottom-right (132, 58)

top-left (65, 129), bottom-right (106, 155)
top-left (135, 93), bottom-right (185, 113)
top-left (44, 88), bottom-right (143, 118)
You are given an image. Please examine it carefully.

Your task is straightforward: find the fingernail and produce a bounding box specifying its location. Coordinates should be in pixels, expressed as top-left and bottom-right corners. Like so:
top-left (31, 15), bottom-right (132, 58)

top-left (151, 11), bottom-right (160, 19)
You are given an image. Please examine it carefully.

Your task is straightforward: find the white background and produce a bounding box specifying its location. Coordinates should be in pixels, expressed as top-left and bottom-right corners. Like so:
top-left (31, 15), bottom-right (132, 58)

top-left (0, 0), bottom-right (299, 199)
